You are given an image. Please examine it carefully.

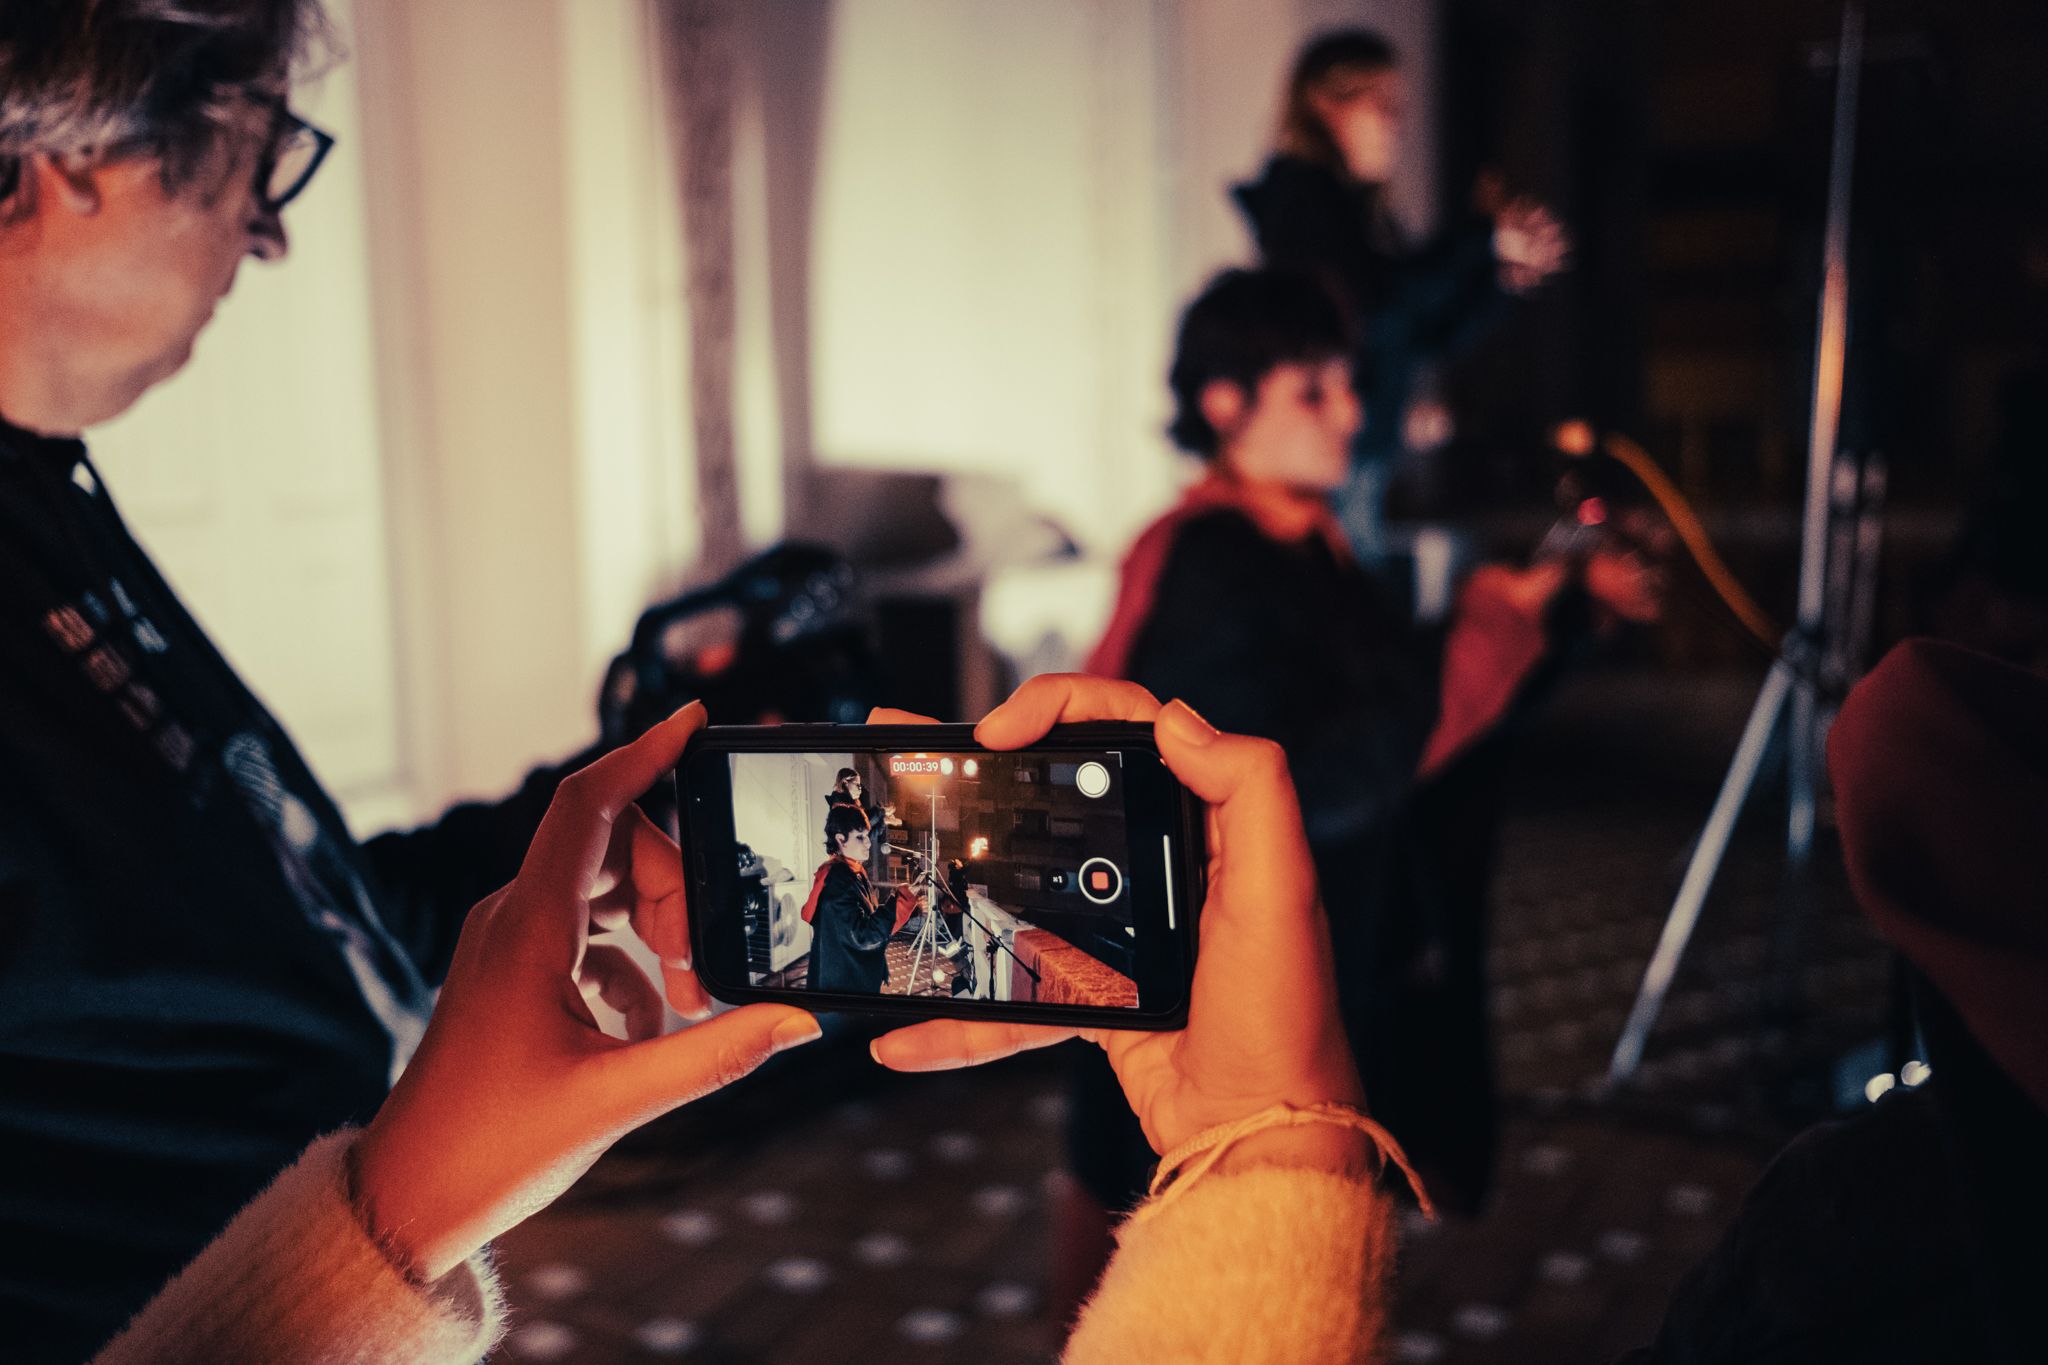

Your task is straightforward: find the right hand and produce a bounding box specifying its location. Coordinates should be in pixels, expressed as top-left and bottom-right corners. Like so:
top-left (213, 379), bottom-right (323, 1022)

top-left (869, 677), bottom-right (1366, 1166)
top-left (1492, 196), bottom-right (1570, 292)
top-left (1584, 546), bottom-right (1666, 625)
top-left (1583, 507), bottom-right (1673, 627)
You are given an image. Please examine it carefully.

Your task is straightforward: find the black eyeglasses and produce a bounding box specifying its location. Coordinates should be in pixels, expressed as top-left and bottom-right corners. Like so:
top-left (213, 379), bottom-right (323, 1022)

top-left (256, 108), bottom-right (334, 214)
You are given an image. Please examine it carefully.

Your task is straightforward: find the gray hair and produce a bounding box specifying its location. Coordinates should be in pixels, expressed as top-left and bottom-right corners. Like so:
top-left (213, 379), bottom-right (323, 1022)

top-left (0, 0), bottom-right (335, 204)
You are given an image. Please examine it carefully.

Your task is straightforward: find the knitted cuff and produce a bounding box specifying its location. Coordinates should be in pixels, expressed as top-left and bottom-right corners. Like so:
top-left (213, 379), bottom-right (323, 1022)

top-left (92, 1130), bottom-right (507, 1365)
top-left (1065, 1165), bottom-right (1397, 1365)
top-left (1137, 1101), bottom-right (1435, 1224)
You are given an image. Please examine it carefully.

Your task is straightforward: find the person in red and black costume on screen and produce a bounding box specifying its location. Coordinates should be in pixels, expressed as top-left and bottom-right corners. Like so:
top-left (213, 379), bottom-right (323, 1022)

top-left (1065, 268), bottom-right (1659, 1262)
top-left (801, 805), bottom-right (919, 994)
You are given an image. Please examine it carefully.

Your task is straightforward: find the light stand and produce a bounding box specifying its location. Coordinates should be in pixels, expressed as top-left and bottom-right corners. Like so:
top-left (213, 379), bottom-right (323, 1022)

top-left (1608, 2), bottom-right (1883, 1087)
top-left (897, 842), bottom-right (1043, 999)
top-left (901, 791), bottom-right (963, 995)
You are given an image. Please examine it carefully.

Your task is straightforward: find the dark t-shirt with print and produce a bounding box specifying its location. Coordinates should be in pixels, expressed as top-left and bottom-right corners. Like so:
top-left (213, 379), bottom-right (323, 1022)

top-left (0, 419), bottom-right (570, 1360)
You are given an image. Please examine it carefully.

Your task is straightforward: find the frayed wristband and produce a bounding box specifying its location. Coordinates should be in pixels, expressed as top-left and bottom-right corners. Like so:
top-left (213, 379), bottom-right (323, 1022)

top-left (1132, 1101), bottom-right (1436, 1225)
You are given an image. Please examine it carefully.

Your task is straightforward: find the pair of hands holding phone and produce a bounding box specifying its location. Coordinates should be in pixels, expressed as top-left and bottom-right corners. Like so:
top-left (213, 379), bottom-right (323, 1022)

top-left (349, 677), bottom-right (1369, 1284)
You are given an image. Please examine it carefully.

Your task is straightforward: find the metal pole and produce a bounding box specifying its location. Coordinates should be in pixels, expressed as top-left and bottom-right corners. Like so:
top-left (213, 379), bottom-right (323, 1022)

top-left (1787, 0), bottom-right (1864, 872)
top-left (1607, 0), bottom-right (1875, 1090)
top-left (1609, 661), bottom-right (1796, 1084)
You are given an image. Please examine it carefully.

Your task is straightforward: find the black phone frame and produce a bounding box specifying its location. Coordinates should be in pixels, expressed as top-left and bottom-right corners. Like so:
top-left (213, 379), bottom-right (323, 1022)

top-left (677, 722), bottom-right (1203, 1030)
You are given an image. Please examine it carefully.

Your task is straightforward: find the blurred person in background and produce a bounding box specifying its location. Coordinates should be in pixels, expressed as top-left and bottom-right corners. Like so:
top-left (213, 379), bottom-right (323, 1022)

top-left (1235, 27), bottom-right (1571, 558)
top-left (1066, 268), bottom-right (1659, 1310)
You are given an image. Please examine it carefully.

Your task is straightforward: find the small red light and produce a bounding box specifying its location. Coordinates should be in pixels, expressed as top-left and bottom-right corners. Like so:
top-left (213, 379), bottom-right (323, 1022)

top-left (693, 641), bottom-right (738, 676)
top-left (1089, 869), bottom-right (1111, 891)
top-left (1577, 496), bottom-right (1608, 527)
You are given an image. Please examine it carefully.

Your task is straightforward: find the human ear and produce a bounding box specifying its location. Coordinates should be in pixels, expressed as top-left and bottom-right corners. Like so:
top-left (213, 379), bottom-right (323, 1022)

top-left (37, 153), bottom-right (105, 217)
top-left (1199, 379), bottom-right (1249, 442)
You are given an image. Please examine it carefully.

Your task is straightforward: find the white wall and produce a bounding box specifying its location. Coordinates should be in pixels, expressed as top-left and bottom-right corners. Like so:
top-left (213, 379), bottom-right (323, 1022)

top-left (799, 0), bottom-right (1178, 554)
top-left (730, 751), bottom-right (853, 966)
top-left (91, 0), bottom-right (412, 829)
top-left (355, 0), bottom-right (701, 818)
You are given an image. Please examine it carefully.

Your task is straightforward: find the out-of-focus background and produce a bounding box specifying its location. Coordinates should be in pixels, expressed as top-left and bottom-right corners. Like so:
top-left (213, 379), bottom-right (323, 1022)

top-left (87, 0), bottom-right (2048, 1360)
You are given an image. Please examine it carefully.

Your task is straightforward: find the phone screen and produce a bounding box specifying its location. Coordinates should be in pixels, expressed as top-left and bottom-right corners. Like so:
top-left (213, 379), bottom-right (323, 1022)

top-left (679, 725), bottom-right (1198, 1027)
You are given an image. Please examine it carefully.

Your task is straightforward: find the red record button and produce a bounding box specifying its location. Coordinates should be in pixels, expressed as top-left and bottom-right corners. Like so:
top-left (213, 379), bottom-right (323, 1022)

top-left (1078, 856), bottom-right (1122, 906)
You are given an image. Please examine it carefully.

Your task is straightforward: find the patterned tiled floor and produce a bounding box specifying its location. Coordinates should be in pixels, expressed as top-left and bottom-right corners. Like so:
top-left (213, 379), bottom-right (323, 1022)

top-left (493, 668), bottom-right (1893, 1363)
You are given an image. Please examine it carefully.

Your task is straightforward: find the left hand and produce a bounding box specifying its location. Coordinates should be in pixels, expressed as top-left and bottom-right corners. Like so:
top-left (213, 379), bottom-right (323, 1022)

top-left (348, 703), bottom-right (821, 1282)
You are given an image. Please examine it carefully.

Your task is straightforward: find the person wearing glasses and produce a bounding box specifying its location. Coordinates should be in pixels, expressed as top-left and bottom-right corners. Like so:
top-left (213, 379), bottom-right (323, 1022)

top-left (826, 765), bottom-right (892, 849)
top-left (0, 5), bottom-right (618, 1356)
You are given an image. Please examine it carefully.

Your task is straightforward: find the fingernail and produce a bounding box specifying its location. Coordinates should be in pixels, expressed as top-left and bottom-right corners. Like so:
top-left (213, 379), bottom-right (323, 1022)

top-left (662, 953), bottom-right (692, 972)
top-left (670, 699), bottom-right (707, 724)
top-left (867, 1039), bottom-right (884, 1065)
top-left (1158, 699), bottom-right (1219, 747)
top-left (772, 1016), bottom-right (823, 1053)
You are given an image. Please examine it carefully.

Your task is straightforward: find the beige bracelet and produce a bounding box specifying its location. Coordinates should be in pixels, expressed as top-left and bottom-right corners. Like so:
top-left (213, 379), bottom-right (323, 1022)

top-left (1131, 1101), bottom-right (1436, 1225)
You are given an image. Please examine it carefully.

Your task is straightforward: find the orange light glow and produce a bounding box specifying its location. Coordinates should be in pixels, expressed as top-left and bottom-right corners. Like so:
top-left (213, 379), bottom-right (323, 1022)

top-left (1553, 419), bottom-right (1596, 457)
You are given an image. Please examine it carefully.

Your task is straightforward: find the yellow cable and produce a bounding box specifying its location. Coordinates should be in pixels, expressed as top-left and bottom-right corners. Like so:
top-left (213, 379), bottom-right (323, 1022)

top-left (1600, 433), bottom-right (1782, 651)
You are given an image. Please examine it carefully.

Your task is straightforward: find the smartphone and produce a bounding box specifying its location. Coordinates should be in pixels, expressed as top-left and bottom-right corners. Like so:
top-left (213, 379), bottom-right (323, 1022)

top-left (677, 722), bottom-right (1204, 1029)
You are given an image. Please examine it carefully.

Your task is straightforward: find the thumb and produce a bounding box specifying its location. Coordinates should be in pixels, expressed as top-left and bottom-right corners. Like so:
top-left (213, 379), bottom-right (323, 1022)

top-left (1154, 700), bottom-right (1316, 912)
top-left (598, 1003), bottom-right (822, 1124)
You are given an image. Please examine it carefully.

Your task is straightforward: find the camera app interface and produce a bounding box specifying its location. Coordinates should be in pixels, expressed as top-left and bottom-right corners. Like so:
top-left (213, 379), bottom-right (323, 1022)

top-left (727, 750), bottom-right (1141, 1008)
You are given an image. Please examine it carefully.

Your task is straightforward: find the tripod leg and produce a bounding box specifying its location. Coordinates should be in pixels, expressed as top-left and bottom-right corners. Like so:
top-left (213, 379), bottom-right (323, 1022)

top-left (1608, 660), bottom-right (1795, 1085)
top-left (906, 906), bottom-right (933, 995)
top-left (1773, 659), bottom-right (1831, 1031)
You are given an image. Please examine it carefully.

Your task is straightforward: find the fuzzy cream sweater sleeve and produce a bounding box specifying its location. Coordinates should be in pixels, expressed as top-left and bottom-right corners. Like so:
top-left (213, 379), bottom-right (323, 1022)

top-left (94, 1136), bottom-right (1384, 1364)
top-left (1063, 1167), bottom-right (1396, 1365)
top-left (91, 1130), bottom-right (507, 1365)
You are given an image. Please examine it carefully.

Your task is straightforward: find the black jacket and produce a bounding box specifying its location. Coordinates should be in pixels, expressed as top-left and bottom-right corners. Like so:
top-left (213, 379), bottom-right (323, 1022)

top-left (1115, 507), bottom-right (1512, 1208)
top-left (1234, 155), bottom-right (1507, 462)
top-left (0, 420), bottom-right (572, 1360)
top-left (1123, 508), bottom-right (1437, 851)
top-left (1620, 985), bottom-right (2048, 1365)
top-left (805, 857), bottom-right (894, 994)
